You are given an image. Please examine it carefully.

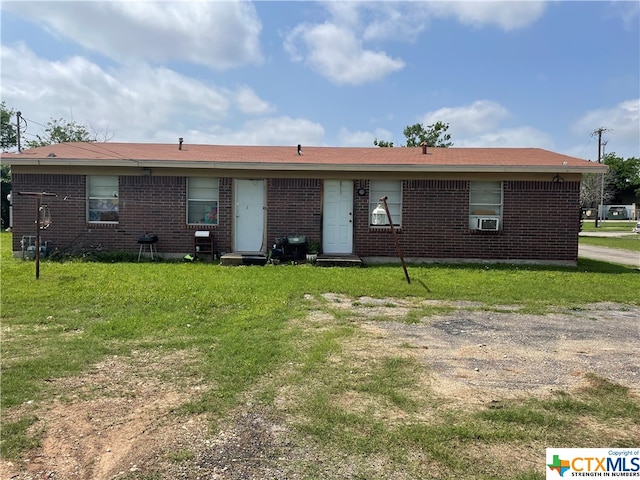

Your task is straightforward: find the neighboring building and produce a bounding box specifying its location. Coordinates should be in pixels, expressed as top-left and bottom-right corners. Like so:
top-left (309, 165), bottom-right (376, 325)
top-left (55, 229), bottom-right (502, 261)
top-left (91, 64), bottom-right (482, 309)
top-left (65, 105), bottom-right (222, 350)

top-left (1, 141), bottom-right (607, 265)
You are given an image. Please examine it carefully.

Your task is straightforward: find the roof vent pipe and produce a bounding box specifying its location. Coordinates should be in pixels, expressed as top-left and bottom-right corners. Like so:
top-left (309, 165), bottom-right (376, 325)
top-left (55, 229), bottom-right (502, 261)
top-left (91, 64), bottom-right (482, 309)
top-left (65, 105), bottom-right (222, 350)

top-left (297, 144), bottom-right (302, 155)
top-left (179, 138), bottom-right (184, 150)
top-left (420, 142), bottom-right (427, 155)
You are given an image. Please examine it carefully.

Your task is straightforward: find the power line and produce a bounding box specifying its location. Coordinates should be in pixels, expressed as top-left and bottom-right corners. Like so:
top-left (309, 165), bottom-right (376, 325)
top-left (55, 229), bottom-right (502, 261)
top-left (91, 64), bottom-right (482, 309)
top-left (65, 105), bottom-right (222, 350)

top-left (21, 116), bottom-right (47, 128)
top-left (13, 112), bottom-right (128, 159)
top-left (607, 130), bottom-right (639, 138)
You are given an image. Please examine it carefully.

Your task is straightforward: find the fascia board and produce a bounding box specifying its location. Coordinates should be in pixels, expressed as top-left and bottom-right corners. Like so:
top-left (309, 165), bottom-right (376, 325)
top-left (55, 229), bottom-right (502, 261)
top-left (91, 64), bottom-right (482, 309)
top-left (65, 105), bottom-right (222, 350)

top-left (1, 158), bottom-right (608, 174)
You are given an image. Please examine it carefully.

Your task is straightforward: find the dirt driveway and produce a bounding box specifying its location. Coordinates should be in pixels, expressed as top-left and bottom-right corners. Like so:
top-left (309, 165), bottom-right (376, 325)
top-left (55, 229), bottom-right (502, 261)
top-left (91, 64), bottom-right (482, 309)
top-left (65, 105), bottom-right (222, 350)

top-left (578, 231), bottom-right (640, 268)
top-left (354, 298), bottom-right (640, 401)
top-left (579, 244), bottom-right (640, 268)
top-left (2, 297), bottom-right (639, 479)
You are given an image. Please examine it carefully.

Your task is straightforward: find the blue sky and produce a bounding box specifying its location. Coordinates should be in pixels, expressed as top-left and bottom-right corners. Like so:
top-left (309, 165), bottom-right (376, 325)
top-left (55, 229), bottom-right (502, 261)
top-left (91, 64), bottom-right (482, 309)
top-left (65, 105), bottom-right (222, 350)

top-left (1, 1), bottom-right (638, 160)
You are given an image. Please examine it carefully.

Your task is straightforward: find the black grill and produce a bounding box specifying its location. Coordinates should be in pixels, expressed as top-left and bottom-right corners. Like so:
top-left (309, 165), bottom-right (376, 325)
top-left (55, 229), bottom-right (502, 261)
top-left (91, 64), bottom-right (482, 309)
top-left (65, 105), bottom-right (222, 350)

top-left (271, 235), bottom-right (307, 261)
top-left (137, 234), bottom-right (158, 244)
top-left (137, 234), bottom-right (158, 261)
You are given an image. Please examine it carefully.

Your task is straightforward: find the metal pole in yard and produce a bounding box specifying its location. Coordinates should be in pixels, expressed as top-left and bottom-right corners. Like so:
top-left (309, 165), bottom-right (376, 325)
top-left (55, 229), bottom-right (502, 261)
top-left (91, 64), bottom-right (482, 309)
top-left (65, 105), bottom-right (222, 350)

top-left (18, 191), bottom-right (56, 279)
top-left (35, 195), bottom-right (41, 279)
top-left (380, 196), bottom-right (410, 284)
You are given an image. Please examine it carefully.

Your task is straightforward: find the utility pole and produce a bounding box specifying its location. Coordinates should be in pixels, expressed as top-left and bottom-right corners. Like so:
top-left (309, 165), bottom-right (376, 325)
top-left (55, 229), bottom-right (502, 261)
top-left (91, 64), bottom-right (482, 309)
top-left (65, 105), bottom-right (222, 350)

top-left (16, 111), bottom-right (22, 152)
top-left (600, 140), bottom-right (608, 226)
top-left (591, 127), bottom-right (609, 227)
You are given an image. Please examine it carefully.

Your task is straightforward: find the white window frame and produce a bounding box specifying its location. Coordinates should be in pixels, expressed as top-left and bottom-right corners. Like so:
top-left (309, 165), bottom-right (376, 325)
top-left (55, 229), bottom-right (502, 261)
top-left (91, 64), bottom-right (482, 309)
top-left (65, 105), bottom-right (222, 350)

top-left (187, 177), bottom-right (219, 225)
top-left (369, 180), bottom-right (402, 227)
top-left (87, 176), bottom-right (119, 223)
top-left (469, 181), bottom-right (503, 230)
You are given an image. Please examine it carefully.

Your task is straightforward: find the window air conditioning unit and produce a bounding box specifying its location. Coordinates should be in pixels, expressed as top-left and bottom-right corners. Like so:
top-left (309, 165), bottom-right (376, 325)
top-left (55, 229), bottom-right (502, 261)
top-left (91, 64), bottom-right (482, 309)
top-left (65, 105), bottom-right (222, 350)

top-left (478, 217), bottom-right (500, 231)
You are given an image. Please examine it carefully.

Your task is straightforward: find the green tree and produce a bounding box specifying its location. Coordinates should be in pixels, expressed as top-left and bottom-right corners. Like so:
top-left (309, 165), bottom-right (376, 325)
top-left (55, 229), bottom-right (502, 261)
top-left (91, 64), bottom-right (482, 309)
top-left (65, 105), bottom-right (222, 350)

top-left (374, 121), bottom-right (454, 148)
top-left (26, 118), bottom-right (92, 148)
top-left (373, 138), bottom-right (394, 147)
top-left (603, 153), bottom-right (640, 202)
top-left (403, 121), bottom-right (453, 147)
top-left (1, 102), bottom-right (17, 152)
top-left (1, 102), bottom-right (17, 228)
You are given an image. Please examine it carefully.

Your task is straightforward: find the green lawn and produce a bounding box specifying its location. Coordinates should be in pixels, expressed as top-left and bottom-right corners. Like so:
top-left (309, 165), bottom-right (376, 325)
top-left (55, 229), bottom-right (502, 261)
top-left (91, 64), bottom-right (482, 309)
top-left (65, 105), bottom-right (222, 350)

top-left (581, 220), bottom-right (637, 232)
top-left (580, 234), bottom-right (640, 251)
top-left (1, 231), bottom-right (638, 479)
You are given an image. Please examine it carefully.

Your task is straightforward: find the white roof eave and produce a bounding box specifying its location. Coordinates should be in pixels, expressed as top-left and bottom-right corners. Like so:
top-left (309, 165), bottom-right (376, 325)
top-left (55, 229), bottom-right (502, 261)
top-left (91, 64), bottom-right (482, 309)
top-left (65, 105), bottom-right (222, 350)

top-left (2, 157), bottom-right (608, 174)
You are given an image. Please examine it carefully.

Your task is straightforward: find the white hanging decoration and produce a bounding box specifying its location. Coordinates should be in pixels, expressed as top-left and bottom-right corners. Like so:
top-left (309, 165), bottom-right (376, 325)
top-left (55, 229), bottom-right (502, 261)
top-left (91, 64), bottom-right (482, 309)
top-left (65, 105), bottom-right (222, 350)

top-left (372, 203), bottom-right (387, 225)
top-left (39, 204), bottom-right (52, 229)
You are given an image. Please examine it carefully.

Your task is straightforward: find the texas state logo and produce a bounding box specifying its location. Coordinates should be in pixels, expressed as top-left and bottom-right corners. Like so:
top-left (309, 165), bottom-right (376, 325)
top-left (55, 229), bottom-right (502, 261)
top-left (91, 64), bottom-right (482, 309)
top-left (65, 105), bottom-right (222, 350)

top-left (547, 448), bottom-right (640, 478)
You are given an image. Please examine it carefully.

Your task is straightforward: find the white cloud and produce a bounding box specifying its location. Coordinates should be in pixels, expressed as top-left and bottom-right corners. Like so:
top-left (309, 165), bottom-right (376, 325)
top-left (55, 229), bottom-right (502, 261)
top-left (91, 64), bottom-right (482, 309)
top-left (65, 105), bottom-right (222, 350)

top-left (234, 86), bottom-right (275, 115)
top-left (457, 126), bottom-right (554, 149)
top-left (419, 100), bottom-right (552, 148)
top-left (2, 1), bottom-right (263, 69)
top-left (284, 22), bottom-right (404, 86)
top-left (284, 2), bottom-right (414, 85)
top-left (0, 43), bottom-right (284, 144)
top-left (607, 0), bottom-right (640, 30)
top-left (337, 127), bottom-right (393, 147)
top-left (181, 116), bottom-right (325, 147)
top-left (330, 2), bottom-right (428, 43)
top-left (284, 1), bottom-right (545, 85)
top-left (426, 1), bottom-right (547, 31)
top-left (421, 100), bottom-right (510, 136)
top-left (571, 99), bottom-right (640, 158)
top-left (572, 99), bottom-right (639, 136)
top-left (237, 116), bottom-right (325, 146)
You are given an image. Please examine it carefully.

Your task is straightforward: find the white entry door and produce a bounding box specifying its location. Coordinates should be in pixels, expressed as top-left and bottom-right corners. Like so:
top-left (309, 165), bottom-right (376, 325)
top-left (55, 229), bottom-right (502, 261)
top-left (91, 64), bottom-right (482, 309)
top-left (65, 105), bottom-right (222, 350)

top-left (234, 179), bottom-right (265, 252)
top-left (323, 180), bottom-right (353, 254)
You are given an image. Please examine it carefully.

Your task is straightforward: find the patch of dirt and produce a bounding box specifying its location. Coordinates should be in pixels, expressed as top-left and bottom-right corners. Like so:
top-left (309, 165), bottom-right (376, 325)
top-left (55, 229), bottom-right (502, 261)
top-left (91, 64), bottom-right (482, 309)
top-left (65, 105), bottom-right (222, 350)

top-left (2, 297), bottom-right (639, 479)
top-left (1, 349), bottom-right (212, 480)
top-left (316, 294), bottom-right (639, 402)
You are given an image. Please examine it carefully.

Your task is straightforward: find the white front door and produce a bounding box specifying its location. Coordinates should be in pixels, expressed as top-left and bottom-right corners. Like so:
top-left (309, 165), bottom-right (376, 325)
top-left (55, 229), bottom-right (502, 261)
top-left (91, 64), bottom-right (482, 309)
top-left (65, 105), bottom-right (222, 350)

top-left (234, 179), bottom-right (265, 252)
top-left (323, 180), bottom-right (353, 254)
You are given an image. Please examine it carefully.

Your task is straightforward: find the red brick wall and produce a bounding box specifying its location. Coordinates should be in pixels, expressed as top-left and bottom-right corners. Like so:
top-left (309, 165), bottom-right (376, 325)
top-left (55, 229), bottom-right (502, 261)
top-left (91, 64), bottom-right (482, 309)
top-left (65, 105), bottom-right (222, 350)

top-left (354, 179), bottom-right (580, 262)
top-left (355, 179), bottom-right (470, 258)
top-left (266, 178), bottom-right (322, 246)
top-left (11, 173), bottom-right (233, 257)
top-left (11, 173), bottom-right (581, 262)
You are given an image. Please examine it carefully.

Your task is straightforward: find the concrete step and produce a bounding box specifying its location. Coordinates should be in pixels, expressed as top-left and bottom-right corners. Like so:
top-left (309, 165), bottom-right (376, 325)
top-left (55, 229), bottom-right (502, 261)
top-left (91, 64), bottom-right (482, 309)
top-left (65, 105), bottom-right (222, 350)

top-left (316, 254), bottom-right (362, 267)
top-left (220, 252), bottom-right (268, 266)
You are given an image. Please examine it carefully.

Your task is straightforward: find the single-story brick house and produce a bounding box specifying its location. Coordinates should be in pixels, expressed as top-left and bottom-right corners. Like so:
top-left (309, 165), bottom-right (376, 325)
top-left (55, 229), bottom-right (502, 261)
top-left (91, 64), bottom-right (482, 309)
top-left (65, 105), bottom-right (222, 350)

top-left (1, 141), bottom-right (606, 265)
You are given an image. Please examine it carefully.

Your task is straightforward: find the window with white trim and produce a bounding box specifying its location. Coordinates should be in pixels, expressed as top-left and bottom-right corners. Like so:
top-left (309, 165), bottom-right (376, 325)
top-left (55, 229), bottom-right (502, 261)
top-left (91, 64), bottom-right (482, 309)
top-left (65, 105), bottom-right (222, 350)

top-left (370, 180), bottom-right (402, 227)
top-left (187, 177), bottom-right (219, 225)
top-left (469, 181), bottom-right (503, 230)
top-left (87, 176), bottom-right (119, 223)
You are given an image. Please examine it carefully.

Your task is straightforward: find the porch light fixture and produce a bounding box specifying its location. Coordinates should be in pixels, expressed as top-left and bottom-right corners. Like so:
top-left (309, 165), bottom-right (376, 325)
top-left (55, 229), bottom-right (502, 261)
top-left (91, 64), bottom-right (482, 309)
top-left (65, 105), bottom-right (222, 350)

top-left (372, 202), bottom-right (387, 225)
